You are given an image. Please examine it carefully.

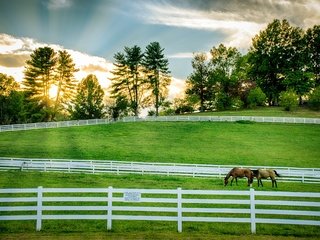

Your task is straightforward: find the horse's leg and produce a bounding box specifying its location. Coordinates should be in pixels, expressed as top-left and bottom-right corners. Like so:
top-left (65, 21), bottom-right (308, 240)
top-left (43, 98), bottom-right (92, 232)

top-left (259, 179), bottom-right (263, 187)
top-left (247, 177), bottom-right (251, 187)
top-left (230, 177), bottom-right (234, 186)
top-left (274, 179), bottom-right (277, 188)
top-left (235, 177), bottom-right (238, 186)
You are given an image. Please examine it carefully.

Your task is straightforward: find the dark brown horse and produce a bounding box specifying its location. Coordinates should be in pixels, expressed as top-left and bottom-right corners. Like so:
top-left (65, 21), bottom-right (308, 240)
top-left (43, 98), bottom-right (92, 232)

top-left (252, 169), bottom-right (280, 187)
top-left (224, 167), bottom-right (254, 186)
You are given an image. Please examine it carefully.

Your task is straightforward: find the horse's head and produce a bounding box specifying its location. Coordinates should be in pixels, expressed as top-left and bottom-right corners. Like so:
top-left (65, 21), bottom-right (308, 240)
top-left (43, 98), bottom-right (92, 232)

top-left (251, 170), bottom-right (259, 178)
top-left (224, 177), bottom-right (229, 186)
top-left (249, 175), bottom-right (254, 185)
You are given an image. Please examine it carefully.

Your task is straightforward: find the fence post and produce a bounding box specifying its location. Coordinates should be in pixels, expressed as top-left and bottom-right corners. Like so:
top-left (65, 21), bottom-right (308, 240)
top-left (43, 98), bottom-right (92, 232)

top-left (250, 188), bottom-right (256, 234)
top-left (177, 187), bottom-right (182, 232)
top-left (107, 186), bottom-right (113, 230)
top-left (36, 186), bottom-right (43, 231)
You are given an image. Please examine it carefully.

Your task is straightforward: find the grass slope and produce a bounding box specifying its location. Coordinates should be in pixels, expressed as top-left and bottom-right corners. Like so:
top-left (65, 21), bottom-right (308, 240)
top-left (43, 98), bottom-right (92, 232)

top-left (0, 122), bottom-right (319, 167)
top-left (190, 106), bottom-right (320, 118)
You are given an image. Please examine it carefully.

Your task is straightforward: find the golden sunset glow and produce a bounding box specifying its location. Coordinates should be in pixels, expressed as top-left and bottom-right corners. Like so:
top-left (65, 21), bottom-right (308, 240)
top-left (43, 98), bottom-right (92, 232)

top-left (49, 84), bottom-right (58, 99)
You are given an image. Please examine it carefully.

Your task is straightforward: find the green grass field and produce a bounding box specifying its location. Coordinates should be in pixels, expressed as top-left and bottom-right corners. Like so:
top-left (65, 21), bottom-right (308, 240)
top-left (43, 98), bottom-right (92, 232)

top-left (0, 171), bottom-right (319, 239)
top-left (0, 109), bottom-right (319, 239)
top-left (0, 121), bottom-right (319, 167)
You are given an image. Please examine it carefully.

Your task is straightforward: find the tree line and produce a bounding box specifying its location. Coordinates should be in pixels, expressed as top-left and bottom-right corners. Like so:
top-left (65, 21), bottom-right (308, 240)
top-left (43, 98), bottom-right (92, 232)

top-left (182, 19), bottom-right (320, 113)
top-left (0, 19), bottom-right (319, 124)
top-left (0, 42), bottom-right (170, 124)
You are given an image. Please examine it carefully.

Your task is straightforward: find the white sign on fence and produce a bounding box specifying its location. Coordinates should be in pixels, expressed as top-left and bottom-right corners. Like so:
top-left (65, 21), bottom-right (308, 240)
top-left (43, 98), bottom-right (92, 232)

top-left (124, 191), bottom-right (141, 202)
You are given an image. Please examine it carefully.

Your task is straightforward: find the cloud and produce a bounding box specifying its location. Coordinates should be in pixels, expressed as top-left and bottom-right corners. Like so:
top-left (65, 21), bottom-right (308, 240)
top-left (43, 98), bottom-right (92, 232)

top-left (0, 34), bottom-right (113, 89)
top-left (168, 77), bottom-right (186, 100)
top-left (46, 0), bottom-right (73, 10)
top-left (168, 52), bottom-right (214, 63)
top-left (81, 64), bottom-right (108, 73)
top-left (167, 52), bottom-right (194, 59)
top-left (137, 2), bottom-right (264, 49)
top-left (0, 53), bottom-right (29, 67)
top-left (136, 0), bottom-right (320, 49)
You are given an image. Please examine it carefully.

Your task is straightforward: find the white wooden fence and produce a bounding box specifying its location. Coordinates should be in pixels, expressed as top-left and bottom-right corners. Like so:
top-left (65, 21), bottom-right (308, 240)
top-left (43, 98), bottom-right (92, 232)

top-left (122, 115), bottom-right (320, 124)
top-left (0, 187), bottom-right (319, 234)
top-left (0, 118), bottom-right (112, 132)
top-left (1, 158), bottom-right (320, 184)
top-left (1, 116), bottom-right (319, 132)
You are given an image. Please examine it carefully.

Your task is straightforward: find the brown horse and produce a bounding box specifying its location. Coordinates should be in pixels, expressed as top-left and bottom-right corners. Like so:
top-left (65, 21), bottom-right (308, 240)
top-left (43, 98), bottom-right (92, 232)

top-left (252, 169), bottom-right (280, 187)
top-left (224, 167), bottom-right (254, 186)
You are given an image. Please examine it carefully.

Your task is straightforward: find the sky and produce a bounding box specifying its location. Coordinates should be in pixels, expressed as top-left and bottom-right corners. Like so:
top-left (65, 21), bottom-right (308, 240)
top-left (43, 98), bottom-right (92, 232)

top-left (0, 0), bottom-right (319, 99)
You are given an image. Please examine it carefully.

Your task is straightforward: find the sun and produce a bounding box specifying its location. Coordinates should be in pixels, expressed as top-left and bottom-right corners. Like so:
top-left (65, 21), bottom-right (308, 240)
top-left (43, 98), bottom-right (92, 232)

top-left (49, 85), bottom-right (58, 99)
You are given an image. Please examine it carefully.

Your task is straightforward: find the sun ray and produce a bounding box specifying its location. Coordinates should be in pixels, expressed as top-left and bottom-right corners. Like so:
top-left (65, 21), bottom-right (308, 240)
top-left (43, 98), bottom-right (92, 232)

top-left (49, 84), bottom-right (58, 99)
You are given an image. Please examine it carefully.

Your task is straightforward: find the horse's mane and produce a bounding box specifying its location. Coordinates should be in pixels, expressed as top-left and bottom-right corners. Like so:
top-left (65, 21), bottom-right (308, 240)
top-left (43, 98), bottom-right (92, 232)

top-left (273, 170), bottom-right (280, 177)
top-left (251, 169), bottom-right (259, 176)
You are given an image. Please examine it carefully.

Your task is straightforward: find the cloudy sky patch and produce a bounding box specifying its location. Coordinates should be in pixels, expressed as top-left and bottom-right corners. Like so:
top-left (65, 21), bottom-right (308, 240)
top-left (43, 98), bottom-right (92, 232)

top-left (0, 0), bottom-right (319, 98)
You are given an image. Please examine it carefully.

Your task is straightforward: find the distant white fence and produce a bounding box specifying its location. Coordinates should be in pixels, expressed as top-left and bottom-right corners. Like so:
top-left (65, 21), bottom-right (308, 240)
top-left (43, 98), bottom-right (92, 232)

top-left (1, 116), bottom-right (319, 132)
top-left (0, 187), bottom-right (319, 234)
top-left (123, 115), bottom-right (320, 124)
top-left (1, 158), bottom-right (319, 184)
top-left (0, 118), bottom-right (112, 132)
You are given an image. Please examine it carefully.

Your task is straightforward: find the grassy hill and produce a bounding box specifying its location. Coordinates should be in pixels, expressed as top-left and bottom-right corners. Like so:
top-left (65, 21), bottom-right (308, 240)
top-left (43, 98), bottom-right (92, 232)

top-left (1, 114), bottom-right (319, 238)
top-left (189, 106), bottom-right (320, 118)
top-left (0, 121), bottom-right (319, 168)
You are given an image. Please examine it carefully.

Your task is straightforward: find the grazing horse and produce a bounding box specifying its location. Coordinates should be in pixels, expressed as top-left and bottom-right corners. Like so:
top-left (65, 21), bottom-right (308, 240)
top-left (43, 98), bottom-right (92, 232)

top-left (224, 167), bottom-right (254, 186)
top-left (252, 169), bottom-right (280, 188)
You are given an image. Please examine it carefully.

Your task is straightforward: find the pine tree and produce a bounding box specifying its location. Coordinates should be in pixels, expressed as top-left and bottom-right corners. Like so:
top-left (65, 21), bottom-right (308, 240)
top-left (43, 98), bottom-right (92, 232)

top-left (110, 46), bottom-right (145, 116)
top-left (23, 47), bottom-right (56, 102)
top-left (53, 50), bottom-right (78, 118)
top-left (23, 46), bottom-right (56, 121)
top-left (143, 42), bottom-right (170, 116)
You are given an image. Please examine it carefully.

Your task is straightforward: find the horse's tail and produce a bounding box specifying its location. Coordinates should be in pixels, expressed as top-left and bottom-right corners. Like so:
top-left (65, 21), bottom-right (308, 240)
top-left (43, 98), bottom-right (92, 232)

top-left (273, 170), bottom-right (280, 177)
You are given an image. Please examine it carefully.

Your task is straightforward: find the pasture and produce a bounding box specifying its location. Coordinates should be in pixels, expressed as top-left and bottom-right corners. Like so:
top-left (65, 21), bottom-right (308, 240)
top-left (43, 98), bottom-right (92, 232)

top-left (0, 171), bottom-right (319, 239)
top-left (0, 122), bottom-right (319, 168)
top-left (0, 118), bottom-right (319, 239)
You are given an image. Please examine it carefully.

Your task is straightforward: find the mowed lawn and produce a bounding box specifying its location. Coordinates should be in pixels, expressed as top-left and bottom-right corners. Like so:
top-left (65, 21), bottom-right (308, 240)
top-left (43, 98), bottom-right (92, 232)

top-left (0, 121), bottom-right (319, 168)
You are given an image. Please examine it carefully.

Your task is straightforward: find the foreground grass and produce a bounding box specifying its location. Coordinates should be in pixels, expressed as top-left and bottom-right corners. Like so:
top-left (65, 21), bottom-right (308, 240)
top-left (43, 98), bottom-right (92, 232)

top-left (0, 171), bottom-right (319, 238)
top-left (1, 232), bottom-right (320, 240)
top-left (0, 122), bottom-right (319, 168)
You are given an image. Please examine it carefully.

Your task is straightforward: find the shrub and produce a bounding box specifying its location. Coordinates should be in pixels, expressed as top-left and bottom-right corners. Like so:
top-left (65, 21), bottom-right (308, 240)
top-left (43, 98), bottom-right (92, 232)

top-left (215, 92), bottom-right (232, 111)
top-left (247, 87), bottom-right (266, 108)
top-left (279, 89), bottom-right (299, 111)
top-left (231, 97), bottom-right (244, 110)
top-left (308, 86), bottom-right (320, 110)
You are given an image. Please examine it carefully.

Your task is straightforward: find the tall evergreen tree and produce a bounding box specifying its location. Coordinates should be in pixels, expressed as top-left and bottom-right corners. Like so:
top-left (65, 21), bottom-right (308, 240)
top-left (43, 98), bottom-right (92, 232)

top-left (110, 46), bottom-right (145, 116)
top-left (23, 46), bottom-right (56, 121)
top-left (23, 46), bottom-right (56, 102)
top-left (143, 42), bottom-right (171, 116)
top-left (69, 74), bottom-right (105, 119)
top-left (53, 50), bottom-right (78, 118)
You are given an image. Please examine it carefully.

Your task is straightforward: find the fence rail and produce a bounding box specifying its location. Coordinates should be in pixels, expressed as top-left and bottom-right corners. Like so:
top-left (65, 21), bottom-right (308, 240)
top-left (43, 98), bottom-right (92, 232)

top-left (0, 187), bottom-right (319, 234)
top-left (1, 157), bottom-right (319, 184)
top-left (1, 116), bottom-right (320, 132)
